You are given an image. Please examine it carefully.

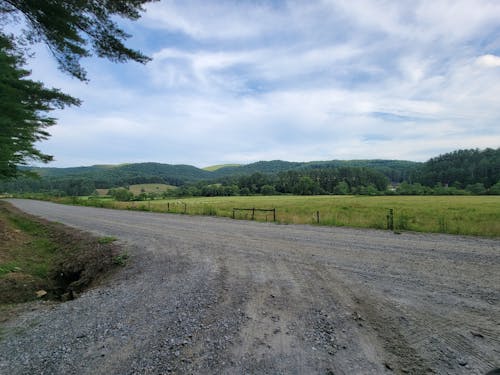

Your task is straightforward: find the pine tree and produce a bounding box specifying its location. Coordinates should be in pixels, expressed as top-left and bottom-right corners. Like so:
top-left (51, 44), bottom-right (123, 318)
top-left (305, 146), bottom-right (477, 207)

top-left (0, 35), bottom-right (79, 178)
top-left (0, 1), bottom-right (155, 177)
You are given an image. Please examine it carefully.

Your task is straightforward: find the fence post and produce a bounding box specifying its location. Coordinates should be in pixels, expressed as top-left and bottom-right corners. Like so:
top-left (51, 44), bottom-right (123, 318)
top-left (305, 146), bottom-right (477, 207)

top-left (387, 209), bottom-right (394, 230)
top-left (232, 208), bottom-right (235, 219)
top-left (252, 208), bottom-right (255, 220)
top-left (184, 203), bottom-right (187, 214)
top-left (316, 210), bottom-right (320, 224)
top-left (167, 202), bottom-right (170, 212)
top-left (273, 208), bottom-right (276, 222)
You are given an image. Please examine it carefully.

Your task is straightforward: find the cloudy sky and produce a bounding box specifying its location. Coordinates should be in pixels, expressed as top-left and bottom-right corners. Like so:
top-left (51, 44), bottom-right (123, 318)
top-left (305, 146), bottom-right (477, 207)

top-left (26, 0), bottom-right (500, 167)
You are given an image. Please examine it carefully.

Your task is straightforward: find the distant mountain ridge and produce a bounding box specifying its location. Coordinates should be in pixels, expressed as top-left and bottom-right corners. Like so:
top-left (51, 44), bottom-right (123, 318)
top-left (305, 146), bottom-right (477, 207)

top-left (4, 148), bottom-right (498, 196)
top-left (25, 159), bottom-right (420, 184)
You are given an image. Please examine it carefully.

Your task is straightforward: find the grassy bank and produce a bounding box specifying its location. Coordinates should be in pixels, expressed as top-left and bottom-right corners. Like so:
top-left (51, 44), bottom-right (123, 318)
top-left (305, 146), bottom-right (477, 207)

top-left (53, 195), bottom-right (500, 237)
top-left (0, 201), bottom-right (123, 314)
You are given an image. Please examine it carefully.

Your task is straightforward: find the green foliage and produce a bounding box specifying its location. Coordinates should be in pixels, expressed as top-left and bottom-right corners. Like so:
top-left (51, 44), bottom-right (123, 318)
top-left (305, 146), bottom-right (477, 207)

top-left (1, 0), bottom-right (154, 81)
top-left (0, 1), bottom-right (153, 177)
top-left (490, 182), bottom-right (500, 195)
top-left (293, 176), bottom-right (320, 195)
top-left (333, 181), bottom-right (350, 195)
top-left (1, 148), bottom-right (497, 197)
top-left (109, 188), bottom-right (133, 201)
top-left (465, 183), bottom-right (487, 195)
top-left (0, 262), bottom-right (19, 276)
top-left (260, 184), bottom-right (277, 195)
top-left (413, 148), bottom-right (500, 188)
top-left (97, 236), bottom-right (117, 244)
top-left (0, 35), bottom-right (80, 178)
top-left (113, 253), bottom-right (129, 266)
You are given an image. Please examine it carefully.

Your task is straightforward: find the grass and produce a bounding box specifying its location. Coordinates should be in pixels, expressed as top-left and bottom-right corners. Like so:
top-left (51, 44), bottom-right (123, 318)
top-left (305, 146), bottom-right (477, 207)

top-left (203, 164), bottom-right (242, 171)
top-left (0, 211), bottom-right (57, 282)
top-left (97, 236), bottom-right (117, 244)
top-left (0, 201), bottom-right (121, 308)
top-left (62, 195), bottom-right (500, 237)
top-left (128, 183), bottom-right (177, 195)
top-left (113, 253), bottom-right (129, 266)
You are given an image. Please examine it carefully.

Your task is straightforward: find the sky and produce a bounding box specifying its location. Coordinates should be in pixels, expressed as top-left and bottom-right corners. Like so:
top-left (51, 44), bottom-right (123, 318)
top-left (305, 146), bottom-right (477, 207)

top-left (23, 0), bottom-right (500, 167)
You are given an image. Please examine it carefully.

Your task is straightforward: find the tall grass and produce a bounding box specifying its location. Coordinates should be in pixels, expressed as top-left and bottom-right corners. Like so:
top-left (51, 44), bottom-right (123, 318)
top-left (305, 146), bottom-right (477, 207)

top-left (56, 195), bottom-right (500, 237)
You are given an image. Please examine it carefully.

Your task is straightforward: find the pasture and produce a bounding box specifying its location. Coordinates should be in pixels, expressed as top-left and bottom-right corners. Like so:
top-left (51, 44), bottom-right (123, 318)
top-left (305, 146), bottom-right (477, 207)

top-left (74, 195), bottom-right (500, 237)
top-left (127, 183), bottom-right (177, 195)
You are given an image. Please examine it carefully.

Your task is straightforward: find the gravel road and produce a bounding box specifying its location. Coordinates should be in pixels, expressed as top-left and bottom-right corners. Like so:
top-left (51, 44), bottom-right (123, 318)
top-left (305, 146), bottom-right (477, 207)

top-left (1, 199), bottom-right (499, 375)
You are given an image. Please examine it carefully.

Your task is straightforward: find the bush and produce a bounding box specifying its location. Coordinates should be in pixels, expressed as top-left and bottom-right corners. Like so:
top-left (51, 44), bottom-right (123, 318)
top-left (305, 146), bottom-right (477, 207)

top-left (109, 188), bottom-right (133, 201)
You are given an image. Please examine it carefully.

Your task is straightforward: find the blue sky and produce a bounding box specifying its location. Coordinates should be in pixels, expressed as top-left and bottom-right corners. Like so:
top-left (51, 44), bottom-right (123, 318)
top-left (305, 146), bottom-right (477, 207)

top-left (24, 0), bottom-right (500, 167)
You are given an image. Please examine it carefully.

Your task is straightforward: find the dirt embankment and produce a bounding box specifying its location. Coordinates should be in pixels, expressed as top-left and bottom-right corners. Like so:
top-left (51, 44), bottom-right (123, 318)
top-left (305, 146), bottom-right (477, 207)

top-left (0, 199), bottom-right (499, 375)
top-left (0, 201), bottom-right (121, 308)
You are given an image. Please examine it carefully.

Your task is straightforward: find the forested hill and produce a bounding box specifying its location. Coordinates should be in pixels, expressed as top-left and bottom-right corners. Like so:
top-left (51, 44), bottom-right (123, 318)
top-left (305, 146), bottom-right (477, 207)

top-left (1, 148), bottom-right (499, 196)
top-left (28, 163), bottom-right (212, 185)
top-left (412, 148), bottom-right (500, 188)
top-left (208, 159), bottom-right (419, 181)
top-left (2, 159), bottom-right (418, 195)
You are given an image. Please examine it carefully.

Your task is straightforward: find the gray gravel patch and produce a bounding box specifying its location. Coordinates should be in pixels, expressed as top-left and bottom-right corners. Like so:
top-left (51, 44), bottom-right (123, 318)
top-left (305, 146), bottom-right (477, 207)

top-left (1, 199), bottom-right (499, 374)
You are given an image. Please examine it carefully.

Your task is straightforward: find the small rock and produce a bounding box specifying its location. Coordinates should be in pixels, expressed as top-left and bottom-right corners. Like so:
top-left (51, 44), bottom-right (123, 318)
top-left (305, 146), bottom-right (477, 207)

top-left (35, 290), bottom-right (47, 298)
top-left (470, 331), bottom-right (484, 338)
top-left (458, 359), bottom-right (468, 366)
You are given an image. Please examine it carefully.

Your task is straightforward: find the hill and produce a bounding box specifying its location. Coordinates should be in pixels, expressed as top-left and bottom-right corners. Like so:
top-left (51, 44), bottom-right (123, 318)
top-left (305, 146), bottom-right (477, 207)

top-left (211, 159), bottom-right (419, 182)
top-left (203, 164), bottom-right (242, 172)
top-left (2, 148), bottom-right (498, 196)
top-left (412, 148), bottom-right (500, 188)
top-left (26, 162), bottom-right (212, 186)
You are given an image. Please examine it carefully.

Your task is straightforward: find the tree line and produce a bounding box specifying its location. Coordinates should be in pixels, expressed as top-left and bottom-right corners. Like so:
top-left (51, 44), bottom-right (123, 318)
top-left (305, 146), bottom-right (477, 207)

top-left (1, 148), bottom-right (499, 198)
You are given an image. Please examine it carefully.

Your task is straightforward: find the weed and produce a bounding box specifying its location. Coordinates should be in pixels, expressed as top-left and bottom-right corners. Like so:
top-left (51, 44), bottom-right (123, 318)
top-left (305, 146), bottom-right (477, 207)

top-left (0, 263), bottom-right (19, 276)
top-left (396, 213), bottom-right (411, 231)
top-left (202, 205), bottom-right (217, 216)
top-left (438, 217), bottom-right (447, 232)
top-left (97, 236), bottom-right (117, 244)
top-left (113, 253), bottom-right (129, 266)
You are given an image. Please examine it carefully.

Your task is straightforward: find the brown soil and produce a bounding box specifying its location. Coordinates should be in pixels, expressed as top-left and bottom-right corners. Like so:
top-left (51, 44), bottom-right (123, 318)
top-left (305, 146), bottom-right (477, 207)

top-left (0, 201), bottom-right (121, 305)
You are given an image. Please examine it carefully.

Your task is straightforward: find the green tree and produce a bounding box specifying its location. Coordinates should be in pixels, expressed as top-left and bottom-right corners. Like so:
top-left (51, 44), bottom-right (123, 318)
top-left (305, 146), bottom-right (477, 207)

top-left (109, 187), bottom-right (133, 201)
top-left (465, 183), bottom-right (486, 195)
top-left (261, 184), bottom-right (276, 195)
top-left (0, 35), bottom-right (80, 178)
top-left (0, 0), bottom-right (154, 177)
top-left (293, 176), bottom-right (320, 195)
top-left (333, 181), bottom-right (349, 195)
top-left (1, 0), bottom-right (154, 80)
top-left (488, 182), bottom-right (500, 195)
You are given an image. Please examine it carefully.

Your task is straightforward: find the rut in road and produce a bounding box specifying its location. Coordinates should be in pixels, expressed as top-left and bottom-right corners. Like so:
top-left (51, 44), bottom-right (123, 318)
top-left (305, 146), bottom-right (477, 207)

top-left (0, 199), bottom-right (499, 375)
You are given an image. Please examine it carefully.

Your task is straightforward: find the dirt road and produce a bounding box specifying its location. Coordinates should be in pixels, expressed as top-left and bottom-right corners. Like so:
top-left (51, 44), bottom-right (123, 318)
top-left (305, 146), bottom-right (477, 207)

top-left (1, 199), bottom-right (499, 374)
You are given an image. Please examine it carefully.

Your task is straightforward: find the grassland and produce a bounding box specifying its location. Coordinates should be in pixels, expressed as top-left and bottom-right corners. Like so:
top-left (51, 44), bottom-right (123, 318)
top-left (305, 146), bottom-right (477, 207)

top-left (95, 184), bottom-right (177, 196)
top-left (202, 164), bottom-right (241, 171)
top-left (127, 183), bottom-right (177, 195)
top-left (67, 195), bottom-right (500, 237)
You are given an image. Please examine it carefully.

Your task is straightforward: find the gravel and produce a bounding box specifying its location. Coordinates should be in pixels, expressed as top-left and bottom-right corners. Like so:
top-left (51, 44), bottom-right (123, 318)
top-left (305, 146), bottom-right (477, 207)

top-left (1, 199), bottom-right (499, 374)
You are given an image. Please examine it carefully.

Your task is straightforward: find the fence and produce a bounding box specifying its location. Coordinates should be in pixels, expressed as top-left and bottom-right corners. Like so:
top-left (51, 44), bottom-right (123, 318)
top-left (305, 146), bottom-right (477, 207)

top-left (232, 207), bottom-right (276, 222)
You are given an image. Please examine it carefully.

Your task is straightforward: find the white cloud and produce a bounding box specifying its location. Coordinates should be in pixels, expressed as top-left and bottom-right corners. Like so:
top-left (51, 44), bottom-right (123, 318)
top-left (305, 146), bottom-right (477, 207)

top-left (476, 54), bottom-right (500, 68)
top-left (26, 0), bottom-right (500, 167)
top-left (143, 0), bottom-right (286, 40)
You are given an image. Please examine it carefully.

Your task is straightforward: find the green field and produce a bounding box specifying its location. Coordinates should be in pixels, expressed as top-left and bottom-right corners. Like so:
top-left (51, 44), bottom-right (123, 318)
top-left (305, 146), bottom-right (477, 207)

top-left (68, 195), bottom-right (500, 237)
top-left (127, 184), bottom-right (177, 195)
top-left (202, 164), bottom-right (241, 171)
